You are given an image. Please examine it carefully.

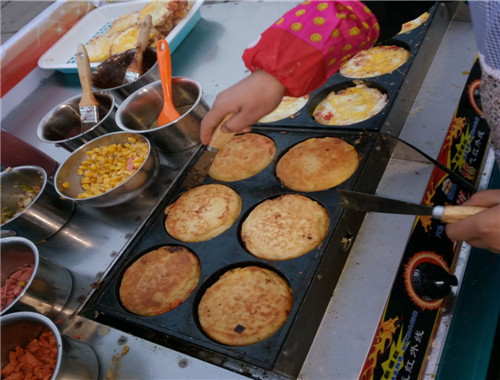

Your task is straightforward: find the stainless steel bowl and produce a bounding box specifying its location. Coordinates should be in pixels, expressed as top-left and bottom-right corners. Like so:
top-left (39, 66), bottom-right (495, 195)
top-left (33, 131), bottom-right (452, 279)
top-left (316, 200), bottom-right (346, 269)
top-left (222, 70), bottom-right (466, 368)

top-left (1, 166), bottom-right (74, 242)
top-left (1, 237), bottom-right (72, 317)
top-left (54, 131), bottom-right (159, 208)
top-left (92, 47), bottom-right (160, 107)
top-left (115, 77), bottom-right (209, 152)
top-left (1, 311), bottom-right (99, 380)
top-left (37, 92), bottom-right (120, 152)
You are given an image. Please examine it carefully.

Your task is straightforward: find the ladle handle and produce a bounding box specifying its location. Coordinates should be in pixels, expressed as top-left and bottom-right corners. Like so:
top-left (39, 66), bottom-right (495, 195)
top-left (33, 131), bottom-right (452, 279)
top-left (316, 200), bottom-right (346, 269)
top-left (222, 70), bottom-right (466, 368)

top-left (127, 15), bottom-right (152, 74)
top-left (209, 113), bottom-right (236, 150)
top-left (157, 39), bottom-right (175, 107)
top-left (76, 44), bottom-right (98, 107)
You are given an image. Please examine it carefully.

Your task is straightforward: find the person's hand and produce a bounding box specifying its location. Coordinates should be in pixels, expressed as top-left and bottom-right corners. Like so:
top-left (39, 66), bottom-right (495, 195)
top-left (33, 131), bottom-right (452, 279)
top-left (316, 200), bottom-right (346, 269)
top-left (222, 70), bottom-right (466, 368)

top-left (200, 70), bottom-right (286, 145)
top-left (445, 189), bottom-right (500, 254)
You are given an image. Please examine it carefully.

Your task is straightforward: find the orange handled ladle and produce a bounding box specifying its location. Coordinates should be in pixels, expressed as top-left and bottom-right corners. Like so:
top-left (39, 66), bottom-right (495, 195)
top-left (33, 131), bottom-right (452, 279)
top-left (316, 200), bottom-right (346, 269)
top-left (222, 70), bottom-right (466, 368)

top-left (157, 39), bottom-right (181, 125)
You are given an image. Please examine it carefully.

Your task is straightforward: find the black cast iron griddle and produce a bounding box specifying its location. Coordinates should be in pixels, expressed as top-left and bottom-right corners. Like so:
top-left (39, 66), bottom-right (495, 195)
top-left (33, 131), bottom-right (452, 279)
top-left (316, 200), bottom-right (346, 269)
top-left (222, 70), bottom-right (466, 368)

top-left (82, 128), bottom-right (377, 379)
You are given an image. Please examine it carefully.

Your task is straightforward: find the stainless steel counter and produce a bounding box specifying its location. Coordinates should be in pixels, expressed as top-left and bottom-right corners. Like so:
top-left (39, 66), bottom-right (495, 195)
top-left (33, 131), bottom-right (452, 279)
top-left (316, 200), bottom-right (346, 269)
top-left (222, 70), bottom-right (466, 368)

top-left (1, 2), bottom-right (491, 379)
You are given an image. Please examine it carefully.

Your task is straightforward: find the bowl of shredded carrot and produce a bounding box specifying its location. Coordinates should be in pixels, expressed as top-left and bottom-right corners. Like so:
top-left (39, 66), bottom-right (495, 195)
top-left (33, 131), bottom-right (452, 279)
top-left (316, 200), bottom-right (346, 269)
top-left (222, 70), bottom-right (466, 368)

top-left (1, 311), bottom-right (99, 380)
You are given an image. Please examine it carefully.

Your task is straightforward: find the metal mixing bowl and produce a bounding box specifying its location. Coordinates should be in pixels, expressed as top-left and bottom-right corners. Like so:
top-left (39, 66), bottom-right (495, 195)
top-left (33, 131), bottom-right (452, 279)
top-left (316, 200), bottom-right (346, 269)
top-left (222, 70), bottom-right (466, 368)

top-left (1, 165), bottom-right (74, 242)
top-left (37, 92), bottom-right (119, 152)
top-left (92, 47), bottom-right (160, 106)
top-left (115, 77), bottom-right (209, 152)
top-left (1, 237), bottom-right (72, 317)
top-left (53, 131), bottom-right (159, 208)
top-left (1, 311), bottom-right (99, 380)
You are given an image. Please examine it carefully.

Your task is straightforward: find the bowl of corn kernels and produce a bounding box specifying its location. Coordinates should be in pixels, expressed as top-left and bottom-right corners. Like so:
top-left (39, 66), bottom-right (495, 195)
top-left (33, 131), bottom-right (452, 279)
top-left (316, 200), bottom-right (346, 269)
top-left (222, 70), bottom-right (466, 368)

top-left (53, 131), bottom-right (159, 207)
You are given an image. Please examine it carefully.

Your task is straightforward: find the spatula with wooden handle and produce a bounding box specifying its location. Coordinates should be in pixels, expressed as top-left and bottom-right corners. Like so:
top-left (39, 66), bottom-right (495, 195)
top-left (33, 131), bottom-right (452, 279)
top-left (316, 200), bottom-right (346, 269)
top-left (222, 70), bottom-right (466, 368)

top-left (76, 43), bottom-right (99, 133)
top-left (337, 189), bottom-right (487, 223)
top-left (181, 113), bottom-right (236, 189)
top-left (123, 14), bottom-right (152, 84)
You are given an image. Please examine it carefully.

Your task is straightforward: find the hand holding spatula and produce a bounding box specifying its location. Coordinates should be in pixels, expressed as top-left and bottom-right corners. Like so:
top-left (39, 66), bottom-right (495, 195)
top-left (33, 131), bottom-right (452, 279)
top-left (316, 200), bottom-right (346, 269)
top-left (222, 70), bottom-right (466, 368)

top-left (123, 15), bottom-right (152, 84)
top-left (76, 43), bottom-right (99, 133)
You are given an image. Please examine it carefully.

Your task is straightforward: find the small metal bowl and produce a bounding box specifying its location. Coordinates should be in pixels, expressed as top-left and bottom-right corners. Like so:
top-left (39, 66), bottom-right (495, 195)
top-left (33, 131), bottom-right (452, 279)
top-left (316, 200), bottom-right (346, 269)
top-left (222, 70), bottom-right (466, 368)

top-left (1, 311), bottom-right (99, 380)
top-left (54, 131), bottom-right (159, 208)
top-left (37, 92), bottom-right (119, 152)
top-left (92, 47), bottom-right (160, 107)
top-left (1, 237), bottom-right (72, 317)
top-left (1, 166), bottom-right (74, 242)
top-left (115, 77), bottom-right (209, 152)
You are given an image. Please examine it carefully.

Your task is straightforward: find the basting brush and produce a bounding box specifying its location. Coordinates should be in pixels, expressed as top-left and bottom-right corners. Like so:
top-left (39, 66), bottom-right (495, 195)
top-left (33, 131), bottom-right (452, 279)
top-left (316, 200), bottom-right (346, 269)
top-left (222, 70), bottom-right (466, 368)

top-left (123, 15), bottom-right (153, 84)
top-left (76, 43), bottom-right (99, 133)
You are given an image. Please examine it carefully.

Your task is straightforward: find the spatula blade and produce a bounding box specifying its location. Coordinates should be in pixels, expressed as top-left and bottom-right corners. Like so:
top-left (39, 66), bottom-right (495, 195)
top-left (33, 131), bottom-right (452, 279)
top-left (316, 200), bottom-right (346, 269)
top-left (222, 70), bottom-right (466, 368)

top-left (337, 189), bottom-right (434, 216)
top-left (180, 148), bottom-right (217, 189)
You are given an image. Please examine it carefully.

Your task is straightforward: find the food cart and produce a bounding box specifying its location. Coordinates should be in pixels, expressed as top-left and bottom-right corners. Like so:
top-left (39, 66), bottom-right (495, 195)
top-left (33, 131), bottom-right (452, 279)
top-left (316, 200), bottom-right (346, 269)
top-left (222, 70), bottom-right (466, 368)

top-left (1, 1), bottom-right (498, 379)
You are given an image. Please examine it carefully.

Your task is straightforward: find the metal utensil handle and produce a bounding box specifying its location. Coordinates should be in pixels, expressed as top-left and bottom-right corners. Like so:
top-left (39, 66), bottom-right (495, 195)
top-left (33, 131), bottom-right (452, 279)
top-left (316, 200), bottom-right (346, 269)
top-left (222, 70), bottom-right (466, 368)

top-left (76, 44), bottom-right (98, 107)
top-left (209, 113), bottom-right (235, 150)
top-left (439, 206), bottom-right (487, 223)
top-left (127, 15), bottom-right (152, 74)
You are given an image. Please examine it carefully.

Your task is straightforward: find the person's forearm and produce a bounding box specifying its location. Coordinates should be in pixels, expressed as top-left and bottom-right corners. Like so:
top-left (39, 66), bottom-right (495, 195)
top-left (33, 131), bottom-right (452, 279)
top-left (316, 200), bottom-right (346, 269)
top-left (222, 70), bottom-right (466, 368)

top-left (242, 0), bottom-right (379, 97)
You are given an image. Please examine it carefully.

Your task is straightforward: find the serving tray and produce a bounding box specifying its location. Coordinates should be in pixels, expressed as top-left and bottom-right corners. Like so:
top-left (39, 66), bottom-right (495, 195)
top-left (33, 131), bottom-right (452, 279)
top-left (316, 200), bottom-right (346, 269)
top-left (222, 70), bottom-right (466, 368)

top-left (38, 0), bottom-right (203, 73)
top-left (82, 128), bottom-right (378, 379)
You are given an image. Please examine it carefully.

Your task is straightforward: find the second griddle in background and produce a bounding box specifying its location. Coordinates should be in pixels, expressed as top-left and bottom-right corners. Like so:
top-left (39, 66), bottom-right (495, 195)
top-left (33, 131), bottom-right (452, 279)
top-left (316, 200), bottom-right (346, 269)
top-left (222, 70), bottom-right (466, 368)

top-left (253, 2), bottom-right (438, 131)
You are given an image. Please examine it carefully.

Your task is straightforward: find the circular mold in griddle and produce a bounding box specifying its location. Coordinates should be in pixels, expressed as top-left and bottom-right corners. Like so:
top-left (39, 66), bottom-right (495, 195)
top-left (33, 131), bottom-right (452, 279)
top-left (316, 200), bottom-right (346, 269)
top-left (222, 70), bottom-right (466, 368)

top-left (274, 136), bottom-right (360, 192)
top-left (239, 193), bottom-right (330, 261)
top-left (208, 133), bottom-right (277, 182)
top-left (308, 80), bottom-right (388, 126)
top-left (194, 263), bottom-right (293, 346)
top-left (163, 184), bottom-right (242, 243)
top-left (117, 245), bottom-right (201, 317)
top-left (339, 40), bottom-right (412, 79)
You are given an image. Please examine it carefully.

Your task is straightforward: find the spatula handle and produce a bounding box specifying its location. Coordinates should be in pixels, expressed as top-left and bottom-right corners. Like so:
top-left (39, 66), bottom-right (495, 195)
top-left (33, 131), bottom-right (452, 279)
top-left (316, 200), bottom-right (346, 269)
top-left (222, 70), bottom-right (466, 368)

top-left (441, 206), bottom-right (488, 223)
top-left (127, 15), bottom-right (152, 74)
top-left (209, 113), bottom-right (236, 150)
top-left (76, 44), bottom-right (99, 107)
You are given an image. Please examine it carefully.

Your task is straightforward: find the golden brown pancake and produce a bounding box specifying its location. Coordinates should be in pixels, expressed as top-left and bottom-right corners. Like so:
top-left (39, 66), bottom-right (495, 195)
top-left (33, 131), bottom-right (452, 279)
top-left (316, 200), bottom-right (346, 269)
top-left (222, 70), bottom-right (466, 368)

top-left (165, 184), bottom-right (242, 242)
top-left (198, 266), bottom-right (293, 346)
top-left (276, 137), bottom-right (359, 192)
top-left (119, 246), bottom-right (200, 316)
top-left (339, 45), bottom-right (411, 78)
top-left (208, 133), bottom-right (276, 182)
top-left (241, 194), bottom-right (330, 260)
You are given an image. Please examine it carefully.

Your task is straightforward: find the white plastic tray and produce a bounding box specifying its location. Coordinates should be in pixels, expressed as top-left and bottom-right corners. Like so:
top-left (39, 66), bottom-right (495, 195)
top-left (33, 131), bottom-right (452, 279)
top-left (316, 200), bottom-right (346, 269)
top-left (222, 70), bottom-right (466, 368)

top-left (38, 0), bottom-right (203, 73)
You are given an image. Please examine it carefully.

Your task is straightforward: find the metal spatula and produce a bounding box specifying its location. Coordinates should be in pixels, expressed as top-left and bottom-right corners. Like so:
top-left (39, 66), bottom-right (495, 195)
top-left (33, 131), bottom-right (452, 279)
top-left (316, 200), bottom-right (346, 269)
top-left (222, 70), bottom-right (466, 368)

top-left (76, 44), bottom-right (99, 133)
top-left (337, 189), bottom-right (487, 223)
top-left (181, 113), bottom-right (235, 189)
top-left (123, 15), bottom-right (152, 84)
